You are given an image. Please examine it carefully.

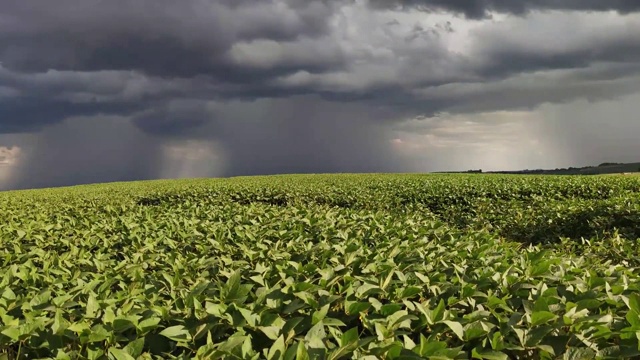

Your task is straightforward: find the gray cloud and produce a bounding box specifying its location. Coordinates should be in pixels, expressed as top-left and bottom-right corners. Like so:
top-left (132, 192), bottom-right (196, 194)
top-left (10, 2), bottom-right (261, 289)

top-left (1, 0), bottom-right (640, 189)
top-left (0, 96), bottom-right (145, 134)
top-left (206, 96), bottom-right (407, 176)
top-left (470, 12), bottom-right (640, 79)
top-left (534, 93), bottom-right (640, 168)
top-left (411, 65), bottom-right (640, 116)
top-left (3, 1), bottom-right (640, 120)
top-left (390, 94), bottom-right (640, 172)
top-left (0, 96), bottom-right (406, 190)
top-left (0, 146), bottom-right (20, 166)
top-left (367, 0), bottom-right (640, 19)
top-left (124, 95), bottom-right (406, 176)
top-left (131, 99), bottom-right (217, 137)
top-left (0, 0), bottom-right (342, 78)
top-left (2, 116), bottom-right (165, 190)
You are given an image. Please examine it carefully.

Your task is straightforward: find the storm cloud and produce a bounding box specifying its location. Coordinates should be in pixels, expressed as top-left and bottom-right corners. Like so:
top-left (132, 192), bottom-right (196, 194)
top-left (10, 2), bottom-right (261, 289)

top-left (1, 0), bottom-right (640, 190)
top-left (367, 0), bottom-right (640, 19)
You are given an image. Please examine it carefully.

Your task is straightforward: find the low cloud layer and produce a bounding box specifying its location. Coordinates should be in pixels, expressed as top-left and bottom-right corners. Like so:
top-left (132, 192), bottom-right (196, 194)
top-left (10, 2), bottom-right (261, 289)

top-left (1, 0), bottom-right (639, 189)
top-left (369, 0), bottom-right (640, 19)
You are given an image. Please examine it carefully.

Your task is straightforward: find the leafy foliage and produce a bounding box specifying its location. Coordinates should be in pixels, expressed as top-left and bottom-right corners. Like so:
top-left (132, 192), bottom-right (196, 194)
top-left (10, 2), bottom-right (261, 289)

top-left (0, 174), bottom-right (639, 359)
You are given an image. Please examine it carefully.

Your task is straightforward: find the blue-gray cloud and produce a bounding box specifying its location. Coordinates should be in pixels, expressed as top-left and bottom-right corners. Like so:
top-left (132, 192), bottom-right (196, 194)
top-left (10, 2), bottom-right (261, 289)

top-left (1, 0), bottom-right (640, 189)
top-left (368, 0), bottom-right (640, 19)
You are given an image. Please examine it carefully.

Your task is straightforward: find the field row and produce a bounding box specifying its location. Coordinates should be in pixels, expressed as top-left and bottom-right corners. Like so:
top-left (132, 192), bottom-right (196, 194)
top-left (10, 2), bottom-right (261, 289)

top-left (0, 174), bottom-right (639, 359)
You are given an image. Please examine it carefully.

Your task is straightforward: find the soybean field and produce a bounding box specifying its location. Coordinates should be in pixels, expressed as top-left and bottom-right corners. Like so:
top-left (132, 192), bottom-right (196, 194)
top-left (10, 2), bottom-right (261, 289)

top-left (1, 174), bottom-right (640, 359)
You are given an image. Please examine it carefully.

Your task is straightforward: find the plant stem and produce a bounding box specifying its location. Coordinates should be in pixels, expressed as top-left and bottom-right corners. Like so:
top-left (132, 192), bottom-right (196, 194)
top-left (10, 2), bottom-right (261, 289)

top-left (16, 341), bottom-right (22, 360)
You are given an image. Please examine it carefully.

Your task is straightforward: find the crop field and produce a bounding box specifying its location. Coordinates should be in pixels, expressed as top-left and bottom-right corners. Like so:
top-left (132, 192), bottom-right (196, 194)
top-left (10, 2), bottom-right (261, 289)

top-left (1, 174), bottom-right (640, 359)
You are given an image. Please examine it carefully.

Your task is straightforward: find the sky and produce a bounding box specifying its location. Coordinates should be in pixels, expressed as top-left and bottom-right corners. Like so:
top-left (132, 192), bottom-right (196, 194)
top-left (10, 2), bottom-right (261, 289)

top-left (1, 0), bottom-right (640, 190)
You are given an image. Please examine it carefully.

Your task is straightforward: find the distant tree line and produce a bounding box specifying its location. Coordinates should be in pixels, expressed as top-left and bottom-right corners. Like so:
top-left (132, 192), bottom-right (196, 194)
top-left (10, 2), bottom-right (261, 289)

top-left (598, 162), bottom-right (623, 167)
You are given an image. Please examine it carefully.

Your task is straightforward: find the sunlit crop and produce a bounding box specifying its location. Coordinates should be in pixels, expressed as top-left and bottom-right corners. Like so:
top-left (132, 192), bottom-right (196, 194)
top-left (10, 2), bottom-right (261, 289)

top-left (1, 174), bottom-right (639, 359)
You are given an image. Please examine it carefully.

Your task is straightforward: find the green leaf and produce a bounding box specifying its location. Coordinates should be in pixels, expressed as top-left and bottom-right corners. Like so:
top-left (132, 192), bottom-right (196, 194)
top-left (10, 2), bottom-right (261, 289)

top-left (52, 310), bottom-right (70, 335)
top-left (103, 307), bottom-right (116, 324)
top-left (537, 344), bottom-right (555, 356)
top-left (282, 317), bottom-right (305, 340)
top-left (284, 344), bottom-right (298, 360)
top-left (489, 331), bottom-right (505, 351)
top-left (260, 326), bottom-right (282, 340)
top-left (124, 338), bottom-right (145, 358)
top-left (356, 283), bottom-right (383, 298)
top-left (87, 346), bottom-right (105, 360)
top-left (443, 320), bottom-right (465, 340)
top-left (400, 286), bottom-right (422, 299)
top-left (347, 302), bottom-right (371, 315)
top-left (305, 321), bottom-right (326, 350)
top-left (380, 303), bottom-right (403, 317)
top-left (1, 288), bottom-right (16, 301)
top-left (238, 307), bottom-right (259, 327)
top-left (513, 328), bottom-right (526, 347)
top-left (625, 310), bottom-right (640, 328)
top-left (576, 299), bottom-right (600, 311)
top-left (29, 290), bottom-right (52, 309)
top-left (525, 326), bottom-right (554, 347)
top-left (159, 325), bottom-right (192, 342)
top-left (564, 347), bottom-right (596, 360)
top-left (55, 349), bottom-right (72, 360)
top-left (328, 342), bottom-right (360, 360)
top-left (196, 343), bottom-right (217, 359)
top-left (88, 325), bottom-right (111, 343)
top-left (429, 299), bottom-right (446, 324)
top-left (323, 318), bottom-right (346, 327)
top-left (138, 317), bottom-right (161, 333)
top-left (218, 335), bottom-right (249, 353)
top-left (296, 341), bottom-right (310, 360)
top-left (224, 270), bottom-right (250, 303)
top-left (598, 345), bottom-right (640, 359)
top-left (108, 347), bottom-right (135, 360)
top-left (472, 347), bottom-right (508, 360)
top-left (464, 321), bottom-right (489, 340)
top-left (629, 293), bottom-right (640, 313)
top-left (341, 327), bottom-right (359, 347)
top-left (415, 336), bottom-right (448, 357)
top-left (294, 292), bottom-right (319, 308)
top-left (267, 335), bottom-right (286, 360)
top-left (85, 293), bottom-right (100, 318)
top-left (530, 261), bottom-right (551, 277)
top-left (68, 321), bottom-right (91, 334)
top-left (531, 311), bottom-right (557, 327)
top-left (312, 304), bottom-right (330, 325)
top-left (1, 327), bottom-right (20, 341)
top-left (113, 317), bottom-right (137, 333)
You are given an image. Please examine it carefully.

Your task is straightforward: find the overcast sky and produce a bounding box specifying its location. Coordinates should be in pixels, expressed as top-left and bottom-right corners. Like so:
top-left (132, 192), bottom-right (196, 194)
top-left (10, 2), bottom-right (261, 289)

top-left (1, 0), bottom-right (640, 190)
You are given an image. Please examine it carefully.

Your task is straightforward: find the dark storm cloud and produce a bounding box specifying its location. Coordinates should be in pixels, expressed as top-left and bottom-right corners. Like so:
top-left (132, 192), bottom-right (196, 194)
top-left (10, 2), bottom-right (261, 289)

top-left (1, 0), bottom-right (640, 190)
top-left (116, 95), bottom-right (407, 176)
top-left (202, 96), bottom-right (408, 176)
top-left (2, 0), bottom-right (639, 126)
top-left (0, 83), bottom-right (150, 134)
top-left (3, 116), bottom-right (165, 190)
top-left (411, 65), bottom-right (640, 116)
top-left (0, 0), bottom-right (350, 134)
top-left (0, 0), bottom-right (343, 78)
top-left (368, 0), bottom-right (640, 19)
top-left (470, 16), bottom-right (640, 80)
top-left (0, 95), bottom-right (407, 190)
top-left (0, 97), bottom-right (140, 133)
top-left (0, 65), bottom-right (244, 133)
top-left (131, 100), bottom-right (215, 137)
